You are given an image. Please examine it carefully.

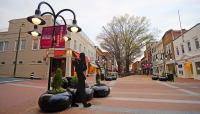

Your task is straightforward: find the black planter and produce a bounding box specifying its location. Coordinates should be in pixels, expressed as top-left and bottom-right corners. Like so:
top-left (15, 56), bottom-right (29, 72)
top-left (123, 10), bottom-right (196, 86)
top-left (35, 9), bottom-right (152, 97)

top-left (92, 84), bottom-right (110, 98)
top-left (105, 77), bottom-right (112, 81)
top-left (152, 75), bottom-right (158, 80)
top-left (62, 77), bottom-right (94, 103)
top-left (159, 76), bottom-right (168, 81)
top-left (38, 91), bottom-right (72, 112)
top-left (74, 88), bottom-right (94, 102)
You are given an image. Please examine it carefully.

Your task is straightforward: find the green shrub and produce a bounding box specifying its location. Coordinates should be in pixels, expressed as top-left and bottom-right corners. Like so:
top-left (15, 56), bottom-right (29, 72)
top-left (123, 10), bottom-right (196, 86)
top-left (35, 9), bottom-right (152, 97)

top-left (49, 68), bottom-right (65, 94)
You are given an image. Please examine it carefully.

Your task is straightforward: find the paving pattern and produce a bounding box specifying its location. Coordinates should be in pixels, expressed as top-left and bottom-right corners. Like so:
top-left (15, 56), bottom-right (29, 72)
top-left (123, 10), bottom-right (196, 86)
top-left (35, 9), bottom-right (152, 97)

top-left (0, 75), bottom-right (200, 114)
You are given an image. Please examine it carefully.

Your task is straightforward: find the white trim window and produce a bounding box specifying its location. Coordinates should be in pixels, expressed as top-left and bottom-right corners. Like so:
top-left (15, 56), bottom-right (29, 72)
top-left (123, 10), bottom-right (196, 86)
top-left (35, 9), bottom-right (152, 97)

top-left (0, 41), bottom-right (9, 52)
top-left (20, 40), bottom-right (26, 50)
top-left (79, 43), bottom-right (82, 52)
top-left (181, 44), bottom-right (185, 54)
top-left (4, 41), bottom-right (9, 51)
top-left (32, 38), bottom-right (40, 50)
top-left (15, 40), bottom-right (26, 51)
top-left (187, 41), bottom-right (191, 51)
top-left (194, 38), bottom-right (200, 49)
top-left (74, 40), bottom-right (77, 50)
top-left (176, 46), bottom-right (179, 55)
top-left (0, 41), bottom-right (4, 52)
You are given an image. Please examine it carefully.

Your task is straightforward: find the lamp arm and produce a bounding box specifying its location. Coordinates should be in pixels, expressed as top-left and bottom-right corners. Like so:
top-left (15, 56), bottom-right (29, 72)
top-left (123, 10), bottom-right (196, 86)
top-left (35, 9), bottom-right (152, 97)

top-left (41, 12), bottom-right (67, 26)
top-left (37, 1), bottom-right (56, 18)
top-left (55, 9), bottom-right (76, 22)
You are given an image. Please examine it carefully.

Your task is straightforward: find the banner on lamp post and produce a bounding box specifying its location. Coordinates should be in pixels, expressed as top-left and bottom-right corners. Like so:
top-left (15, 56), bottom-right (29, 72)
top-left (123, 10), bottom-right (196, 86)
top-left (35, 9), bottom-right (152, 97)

top-left (40, 25), bottom-right (66, 49)
top-left (54, 25), bottom-right (66, 48)
top-left (40, 26), bottom-right (53, 49)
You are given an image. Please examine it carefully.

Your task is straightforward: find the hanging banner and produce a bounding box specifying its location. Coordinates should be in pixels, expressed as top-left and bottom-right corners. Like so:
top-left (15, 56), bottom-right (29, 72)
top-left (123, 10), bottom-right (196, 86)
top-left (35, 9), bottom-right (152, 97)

top-left (54, 25), bottom-right (66, 48)
top-left (40, 25), bottom-right (66, 49)
top-left (40, 26), bottom-right (53, 49)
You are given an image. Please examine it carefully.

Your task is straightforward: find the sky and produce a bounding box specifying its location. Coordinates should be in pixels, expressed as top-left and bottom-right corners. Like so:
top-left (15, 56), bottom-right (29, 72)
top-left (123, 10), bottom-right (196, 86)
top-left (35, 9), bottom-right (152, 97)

top-left (0, 0), bottom-right (200, 45)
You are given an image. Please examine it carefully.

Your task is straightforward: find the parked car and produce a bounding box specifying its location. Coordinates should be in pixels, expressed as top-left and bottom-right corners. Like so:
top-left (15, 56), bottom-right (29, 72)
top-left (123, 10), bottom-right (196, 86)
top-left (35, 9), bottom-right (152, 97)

top-left (105, 72), bottom-right (118, 81)
top-left (152, 74), bottom-right (158, 80)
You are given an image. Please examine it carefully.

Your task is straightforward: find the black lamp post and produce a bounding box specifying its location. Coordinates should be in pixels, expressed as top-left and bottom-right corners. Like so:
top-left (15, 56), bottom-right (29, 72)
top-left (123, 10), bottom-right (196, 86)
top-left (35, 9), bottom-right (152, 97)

top-left (13, 23), bottom-right (25, 77)
top-left (27, 1), bottom-right (81, 90)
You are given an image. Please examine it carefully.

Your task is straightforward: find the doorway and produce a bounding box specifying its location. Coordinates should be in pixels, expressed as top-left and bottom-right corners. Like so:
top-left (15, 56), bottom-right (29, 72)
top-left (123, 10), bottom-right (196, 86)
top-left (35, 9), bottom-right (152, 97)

top-left (184, 62), bottom-right (193, 78)
top-left (51, 58), bottom-right (66, 77)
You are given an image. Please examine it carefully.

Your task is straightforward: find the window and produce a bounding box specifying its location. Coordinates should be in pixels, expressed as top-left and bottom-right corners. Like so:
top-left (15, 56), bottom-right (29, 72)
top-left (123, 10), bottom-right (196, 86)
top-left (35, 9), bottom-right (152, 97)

top-left (20, 40), bottom-right (26, 50)
top-left (181, 44), bottom-right (184, 53)
top-left (15, 40), bottom-right (26, 51)
top-left (0, 41), bottom-right (4, 52)
top-left (195, 38), bottom-right (200, 49)
top-left (178, 64), bottom-right (182, 68)
top-left (79, 44), bottom-right (82, 52)
top-left (74, 40), bottom-right (77, 50)
top-left (84, 47), bottom-right (86, 53)
top-left (4, 41), bottom-right (9, 51)
top-left (187, 41), bottom-right (191, 51)
top-left (176, 46), bottom-right (179, 55)
top-left (0, 41), bottom-right (9, 52)
top-left (195, 62), bottom-right (200, 75)
top-left (32, 38), bottom-right (39, 50)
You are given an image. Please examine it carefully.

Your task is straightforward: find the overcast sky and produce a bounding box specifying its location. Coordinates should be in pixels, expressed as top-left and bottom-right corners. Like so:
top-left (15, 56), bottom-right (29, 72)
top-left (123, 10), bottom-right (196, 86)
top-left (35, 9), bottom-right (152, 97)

top-left (0, 0), bottom-right (200, 44)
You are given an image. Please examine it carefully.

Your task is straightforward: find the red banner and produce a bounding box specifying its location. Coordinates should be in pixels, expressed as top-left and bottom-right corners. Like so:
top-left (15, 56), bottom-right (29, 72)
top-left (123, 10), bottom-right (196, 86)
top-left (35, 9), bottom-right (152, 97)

top-left (40, 26), bottom-right (53, 49)
top-left (54, 25), bottom-right (66, 48)
top-left (40, 25), bottom-right (66, 49)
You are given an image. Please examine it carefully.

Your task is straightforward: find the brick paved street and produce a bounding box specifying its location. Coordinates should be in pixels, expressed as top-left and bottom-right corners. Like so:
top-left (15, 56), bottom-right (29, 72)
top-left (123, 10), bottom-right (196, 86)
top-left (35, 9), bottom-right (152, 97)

top-left (0, 75), bottom-right (200, 114)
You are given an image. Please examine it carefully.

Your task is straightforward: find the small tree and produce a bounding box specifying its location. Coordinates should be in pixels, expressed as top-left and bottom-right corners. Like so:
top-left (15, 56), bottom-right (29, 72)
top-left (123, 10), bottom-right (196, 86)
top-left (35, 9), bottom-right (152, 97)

top-left (50, 68), bottom-right (65, 93)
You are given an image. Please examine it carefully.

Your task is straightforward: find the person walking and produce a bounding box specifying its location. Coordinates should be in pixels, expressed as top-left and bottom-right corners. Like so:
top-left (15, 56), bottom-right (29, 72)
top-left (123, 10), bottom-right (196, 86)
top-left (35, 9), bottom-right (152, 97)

top-left (72, 53), bottom-right (91, 108)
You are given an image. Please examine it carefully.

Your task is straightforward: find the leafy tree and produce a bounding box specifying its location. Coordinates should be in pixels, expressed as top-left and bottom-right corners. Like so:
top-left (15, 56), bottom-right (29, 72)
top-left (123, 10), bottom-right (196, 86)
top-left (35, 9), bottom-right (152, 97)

top-left (98, 14), bottom-right (154, 73)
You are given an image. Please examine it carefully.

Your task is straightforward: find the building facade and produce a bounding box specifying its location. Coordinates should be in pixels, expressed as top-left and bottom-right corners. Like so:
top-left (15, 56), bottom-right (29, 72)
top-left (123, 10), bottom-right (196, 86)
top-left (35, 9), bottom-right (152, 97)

top-left (162, 30), bottom-right (183, 75)
top-left (173, 23), bottom-right (200, 80)
top-left (0, 16), bottom-right (96, 79)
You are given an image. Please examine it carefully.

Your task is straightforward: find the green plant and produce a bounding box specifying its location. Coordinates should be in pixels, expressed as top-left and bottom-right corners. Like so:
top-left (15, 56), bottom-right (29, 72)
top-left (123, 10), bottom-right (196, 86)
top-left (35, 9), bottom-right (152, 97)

top-left (49, 68), bottom-right (65, 93)
top-left (71, 75), bottom-right (78, 84)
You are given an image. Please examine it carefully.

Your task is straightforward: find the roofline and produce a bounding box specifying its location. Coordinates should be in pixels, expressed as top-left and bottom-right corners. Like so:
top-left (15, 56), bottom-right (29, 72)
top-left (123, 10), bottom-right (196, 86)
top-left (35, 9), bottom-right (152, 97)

top-left (173, 23), bottom-right (200, 42)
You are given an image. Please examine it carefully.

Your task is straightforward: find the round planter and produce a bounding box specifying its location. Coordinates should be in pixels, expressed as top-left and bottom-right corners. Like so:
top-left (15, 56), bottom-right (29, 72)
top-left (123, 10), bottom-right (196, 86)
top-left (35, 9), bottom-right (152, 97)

top-left (74, 87), bottom-right (94, 102)
top-left (152, 75), bottom-right (158, 80)
top-left (38, 91), bottom-right (72, 112)
top-left (92, 84), bottom-right (110, 98)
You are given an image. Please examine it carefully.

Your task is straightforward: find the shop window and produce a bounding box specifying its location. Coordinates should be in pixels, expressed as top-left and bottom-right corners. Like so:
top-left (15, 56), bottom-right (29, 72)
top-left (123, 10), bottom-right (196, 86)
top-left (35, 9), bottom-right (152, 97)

top-left (195, 62), bottom-right (200, 75)
top-left (179, 70), bottom-right (183, 75)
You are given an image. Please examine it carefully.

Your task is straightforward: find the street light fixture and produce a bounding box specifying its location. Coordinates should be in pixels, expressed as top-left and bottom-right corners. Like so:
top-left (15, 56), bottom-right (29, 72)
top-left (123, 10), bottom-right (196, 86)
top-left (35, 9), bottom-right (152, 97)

top-left (27, 25), bottom-right (41, 37)
top-left (27, 1), bottom-right (81, 90)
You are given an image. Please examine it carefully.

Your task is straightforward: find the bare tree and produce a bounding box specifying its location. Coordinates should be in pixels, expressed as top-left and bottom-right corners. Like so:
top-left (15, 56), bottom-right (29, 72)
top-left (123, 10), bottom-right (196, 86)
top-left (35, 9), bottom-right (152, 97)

top-left (97, 14), bottom-right (154, 74)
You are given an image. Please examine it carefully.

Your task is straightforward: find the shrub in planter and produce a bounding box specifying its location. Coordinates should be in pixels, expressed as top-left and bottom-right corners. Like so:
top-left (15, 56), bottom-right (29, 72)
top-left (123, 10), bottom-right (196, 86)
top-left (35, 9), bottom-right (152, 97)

top-left (38, 68), bottom-right (72, 112)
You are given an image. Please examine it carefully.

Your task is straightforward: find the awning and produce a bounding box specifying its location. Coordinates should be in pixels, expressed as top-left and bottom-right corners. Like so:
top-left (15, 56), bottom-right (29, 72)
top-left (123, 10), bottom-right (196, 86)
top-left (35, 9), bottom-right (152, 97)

top-left (72, 51), bottom-right (90, 64)
top-left (89, 63), bottom-right (98, 68)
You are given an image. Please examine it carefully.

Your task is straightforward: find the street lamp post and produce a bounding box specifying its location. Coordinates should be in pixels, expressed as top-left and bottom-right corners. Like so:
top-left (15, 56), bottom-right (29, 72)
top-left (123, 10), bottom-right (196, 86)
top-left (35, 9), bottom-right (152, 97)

top-left (27, 1), bottom-right (81, 90)
top-left (13, 23), bottom-right (25, 77)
